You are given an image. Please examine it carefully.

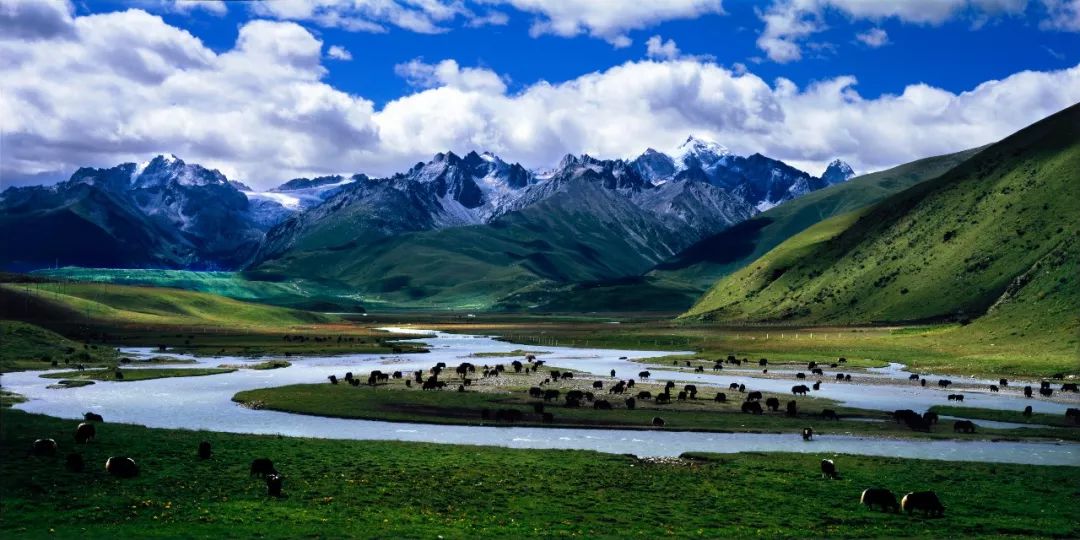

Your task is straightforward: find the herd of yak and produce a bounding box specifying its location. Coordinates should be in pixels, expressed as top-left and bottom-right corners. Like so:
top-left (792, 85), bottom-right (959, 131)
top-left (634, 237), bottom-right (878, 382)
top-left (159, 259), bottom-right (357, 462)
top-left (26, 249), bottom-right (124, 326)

top-left (326, 354), bottom-right (1080, 433)
top-left (28, 412), bottom-right (285, 497)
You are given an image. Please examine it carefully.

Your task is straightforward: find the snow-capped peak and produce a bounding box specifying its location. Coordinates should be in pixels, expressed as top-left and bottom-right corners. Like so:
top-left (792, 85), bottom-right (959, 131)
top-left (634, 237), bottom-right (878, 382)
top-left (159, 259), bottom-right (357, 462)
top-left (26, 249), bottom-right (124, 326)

top-left (821, 159), bottom-right (855, 185)
top-left (677, 135), bottom-right (731, 159)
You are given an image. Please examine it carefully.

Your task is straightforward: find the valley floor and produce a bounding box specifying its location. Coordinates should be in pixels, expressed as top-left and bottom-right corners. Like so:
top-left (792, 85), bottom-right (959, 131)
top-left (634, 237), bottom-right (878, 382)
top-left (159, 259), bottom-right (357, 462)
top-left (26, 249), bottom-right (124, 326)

top-left (2, 410), bottom-right (1077, 539)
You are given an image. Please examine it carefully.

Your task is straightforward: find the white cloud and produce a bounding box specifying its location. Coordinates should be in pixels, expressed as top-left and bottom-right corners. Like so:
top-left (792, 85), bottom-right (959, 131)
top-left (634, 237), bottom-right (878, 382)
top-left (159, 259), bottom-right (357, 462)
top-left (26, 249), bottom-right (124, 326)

top-left (855, 27), bottom-right (889, 47)
top-left (1041, 0), bottom-right (1080, 30)
top-left (169, 1), bottom-right (227, 16)
top-left (3, 5), bottom-right (1080, 191)
top-left (757, 0), bottom-right (1028, 62)
top-left (0, 0), bottom-right (75, 41)
top-left (492, 0), bottom-right (724, 46)
top-left (250, 0), bottom-right (474, 34)
top-left (646, 35), bottom-right (681, 59)
top-left (327, 44), bottom-right (352, 60)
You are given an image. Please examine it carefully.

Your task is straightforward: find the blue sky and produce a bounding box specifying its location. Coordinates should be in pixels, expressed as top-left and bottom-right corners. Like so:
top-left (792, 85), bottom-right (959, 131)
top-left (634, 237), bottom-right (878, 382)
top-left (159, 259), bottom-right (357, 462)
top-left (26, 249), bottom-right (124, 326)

top-left (2, 0), bottom-right (1079, 188)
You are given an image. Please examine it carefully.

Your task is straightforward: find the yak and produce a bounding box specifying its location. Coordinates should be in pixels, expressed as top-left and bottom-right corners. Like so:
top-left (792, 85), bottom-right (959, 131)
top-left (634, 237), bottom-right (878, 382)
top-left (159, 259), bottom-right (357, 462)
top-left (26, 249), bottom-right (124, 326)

top-left (83, 412), bottom-right (104, 423)
top-left (250, 458), bottom-right (276, 477)
top-left (74, 422), bottom-right (96, 444)
top-left (765, 397), bottom-right (780, 411)
top-left (714, 393), bottom-right (727, 403)
top-left (106, 456), bottom-right (139, 478)
top-left (651, 417), bottom-right (665, 427)
top-left (953, 420), bottom-right (977, 434)
top-left (741, 401), bottom-right (763, 415)
top-left (861, 488), bottom-right (900, 513)
top-left (30, 438), bottom-right (58, 457)
top-left (901, 491), bottom-right (944, 516)
top-left (821, 459), bottom-right (838, 479)
top-left (802, 427), bottom-right (813, 441)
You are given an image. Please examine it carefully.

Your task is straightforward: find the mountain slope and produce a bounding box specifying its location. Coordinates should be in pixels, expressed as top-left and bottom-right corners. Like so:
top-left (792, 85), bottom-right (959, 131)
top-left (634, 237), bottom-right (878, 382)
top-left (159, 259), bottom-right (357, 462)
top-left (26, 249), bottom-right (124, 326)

top-left (684, 103), bottom-right (1080, 327)
top-left (652, 146), bottom-right (983, 290)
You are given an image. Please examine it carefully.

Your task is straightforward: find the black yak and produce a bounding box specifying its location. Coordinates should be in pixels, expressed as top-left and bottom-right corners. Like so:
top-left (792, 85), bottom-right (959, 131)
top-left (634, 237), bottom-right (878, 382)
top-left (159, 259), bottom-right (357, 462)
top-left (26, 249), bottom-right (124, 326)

top-left (593, 400), bottom-right (612, 410)
top-left (83, 412), bottom-right (104, 423)
top-left (651, 417), bottom-right (665, 427)
top-left (786, 401), bottom-right (797, 417)
top-left (741, 401), bottom-right (763, 415)
top-left (30, 438), bottom-right (58, 457)
top-left (792, 385), bottom-right (809, 396)
top-left (266, 474), bottom-right (284, 497)
top-left (765, 397), bottom-right (780, 411)
top-left (75, 422), bottom-right (96, 444)
top-left (901, 491), bottom-right (944, 516)
top-left (250, 458), bottom-right (276, 477)
top-left (714, 392), bottom-right (727, 403)
top-left (802, 427), bottom-right (813, 441)
top-left (953, 420), bottom-right (976, 433)
top-left (821, 409), bottom-right (839, 421)
top-left (821, 459), bottom-right (838, 479)
top-left (861, 488), bottom-right (899, 513)
top-left (106, 456), bottom-right (139, 478)
top-left (625, 397), bottom-right (636, 410)
top-left (746, 391), bottom-right (762, 401)
top-left (198, 441), bottom-right (212, 460)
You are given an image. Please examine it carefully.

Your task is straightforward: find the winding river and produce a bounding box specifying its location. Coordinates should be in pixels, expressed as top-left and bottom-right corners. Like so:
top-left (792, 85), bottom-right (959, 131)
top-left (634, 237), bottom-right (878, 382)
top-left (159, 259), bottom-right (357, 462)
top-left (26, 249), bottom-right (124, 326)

top-left (2, 328), bottom-right (1077, 466)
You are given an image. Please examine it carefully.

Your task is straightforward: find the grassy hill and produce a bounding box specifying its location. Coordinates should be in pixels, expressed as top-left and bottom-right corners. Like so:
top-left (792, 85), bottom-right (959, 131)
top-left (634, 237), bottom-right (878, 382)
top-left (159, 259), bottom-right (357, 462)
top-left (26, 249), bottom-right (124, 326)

top-left (0, 320), bottom-right (118, 371)
top-left (518, 147), bottom-right (980, 312)
top-left (684, 103), bottom-right (1080, 340)
top-left (0, 282), bottom-right (338, 327)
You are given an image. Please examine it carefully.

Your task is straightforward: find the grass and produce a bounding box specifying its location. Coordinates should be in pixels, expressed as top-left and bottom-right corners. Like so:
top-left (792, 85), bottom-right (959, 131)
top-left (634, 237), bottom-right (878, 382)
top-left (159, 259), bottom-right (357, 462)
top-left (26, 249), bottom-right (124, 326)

top-left (0, 282), bottom-right (339, 327)
top-left (1, 409), bottom-right (1076, 538)
top-left (414, 315), bottom-right (1077, 379)
top-left (468, 349), bottom-right (548, 358)
top-left (930, 406), bottom-right (1080, 429)
top-left (40, 368), bottom-right (236, 382)
top-left (46, 380), bottom-right (96, 389)
top-left (0, 320), bottom-right (117, 372)
top-left (232, 382), bottom-right (1079, 442)
top-left (246, 360), bottom-right (291, 370)
top-left (684, 103), bottom-right (1080, 355)
top-left (32, 268), bottom-right (367, 312)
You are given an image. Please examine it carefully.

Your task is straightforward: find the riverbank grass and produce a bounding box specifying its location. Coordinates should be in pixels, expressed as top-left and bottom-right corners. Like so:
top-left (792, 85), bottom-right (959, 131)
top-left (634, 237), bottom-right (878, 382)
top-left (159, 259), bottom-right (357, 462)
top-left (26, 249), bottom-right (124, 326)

top-left (1, 410), bottom-right (1076, 538)
top-left (41, 367), bottom-right (235, 382)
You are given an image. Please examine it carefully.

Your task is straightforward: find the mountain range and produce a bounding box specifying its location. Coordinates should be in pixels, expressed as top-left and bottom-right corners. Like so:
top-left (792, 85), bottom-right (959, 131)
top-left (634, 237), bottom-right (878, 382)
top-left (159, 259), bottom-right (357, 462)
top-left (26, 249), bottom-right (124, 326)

top-left (1, 138), bottom-right (854, 307)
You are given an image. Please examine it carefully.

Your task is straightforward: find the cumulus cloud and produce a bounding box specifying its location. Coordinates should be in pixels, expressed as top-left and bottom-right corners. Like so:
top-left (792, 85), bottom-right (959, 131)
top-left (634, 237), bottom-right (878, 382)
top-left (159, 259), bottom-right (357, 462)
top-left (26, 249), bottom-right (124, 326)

top-left (168, 0), bottom-right (227, 16)
top-left (491, 0), bottom-right (724, 46)
top-left (3, 5), bottom-right (1080, 191)
top-left (855, 27), bottom-right (889, 47)
top-left (250, 0), bottom-right (475, 34)
top-left (0, 0), bottom-right (75, 41)
top-left (757, 0), bottom-right (1028, 62)
top-left (1041, 0), bottom-right (1080, 30)
top-left (327, 44), bottom-right (353, 60)
top-left (645, 35), bottom-right (681, 60)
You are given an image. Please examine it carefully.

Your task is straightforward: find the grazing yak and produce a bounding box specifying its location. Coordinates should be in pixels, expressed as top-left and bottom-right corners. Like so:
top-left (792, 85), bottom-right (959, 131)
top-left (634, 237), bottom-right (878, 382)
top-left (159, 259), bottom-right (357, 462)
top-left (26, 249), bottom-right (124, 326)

top-left (812, 381), bottom-right (822, 391)
top-left (821, 409), bottom-right (839, 421)
top-left (655, 393), bottom-right (672, 404)
top-left (651, 417), bottom-right (666, 427)
top-left (714, 393), bottom-right (727, 403)
top-left (66, 453), bottom-right (85, 472)
top-left (565, 397), bottom-right (581, 408)
top-left (792, 385), bottom-right (809, 396)
top-left (786, 401), bottom-right (797, 417)
top-left (198, 441), bottom-right (212, 460)
top-left (625, 397), bottom-right (636, 410)
top-left (610, 381), bottom-right (627, 394)
top-left (637, 391), bottom-right (653, 400)
top-left (1023, 405), bottom-right (1033, 417)
top-left (908, 374), bottom-right (920, 381)
top-left (947, 394), bottom-right (965, 402)
top-left (75, 422), bottom-right (96, 444)
top-left (665, 381), bottom-right (677, 392)
top-left (759, 358), bottom-right (768, 366)
top-left (529, 387), bottom-right (543, 398)
top-left (694, 366), bottom-right (704, 373)
top-left (922, 411), bottom-right (939, 424)
top-left (999, 378), bottom-right (1009, 387)
top-left (811, 368), bottom-right (824, 376)
top-left (820, 459), bottom-right (838, 479)
top-left (901, 491), bottom-right (944, 516)
top-left (729, 383), bottom-right (740, 390)
top-left (937, 379), bottom-right (952, 388)
top-left (684, 385), bottom-right (698, 398)
top-left (1062, 383), bottom-right (1079, 393)
top-left (594, 400), bottom-right (613, 410)
top-left (639, 371), bottom-right (651, 379)
top-left (989, 385), bottom-right (998, 392)
top-left (1041, 381), bottom-right (1051, 390)
top-left (845, 374), bottom-right (851, 382)
top-left (765, 397), bottom-right (780, 411)
top-left (746, 391), bottom-right (762, 401)
top-left (266, 474), bottom-right (284, 498)
top-left (861, 488), bottom-right (900, 513)
top-left (1039, 388), bottom-right (1054, 397)
top-left (567, 390), bottom-right (586, 402)
top-left (802, 427), bottom-right (813, 441)
top-left (953, 420), bottom-right (977, 434)
top-left (1065, 408), bottom-right (1080, 424)
top-left (836, 373), bottom-right (846, 381)
top-left (106, 457), bottom-right (139, 478)
top-left (83, 412), bottom-right (104, 423)
top-left (593, 381), bottom-right (604, 390)
top-left (328, 375), bottom-right (338, 384)
top-left (796, 373), bottom-right (807, 380)
top-left (30, 438), bottom-right (58, 457)
top-left (741, 401), bottom-right (763, 415)
top-left (250, 458), bottom-right (276, 477)
top-left (1024, 386), bottom-right (1034, 398)
top-left (543, 389), bottom-right (560, 402)
top-left (677, 391), bottom-right (688, 401)
top-left (713, 363), bottom-right (724, 371)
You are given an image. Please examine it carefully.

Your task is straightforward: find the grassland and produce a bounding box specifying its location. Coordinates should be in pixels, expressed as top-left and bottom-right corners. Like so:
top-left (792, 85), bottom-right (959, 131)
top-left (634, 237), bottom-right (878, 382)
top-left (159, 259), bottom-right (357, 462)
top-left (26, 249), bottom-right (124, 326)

top-left (411, 316), bottom-right (1078, 378)
top-left (232, 382), bottom-right (1078, 441)
top-left (0, 320), bottom-right (117, 372)
top-left (0, 283), bottom-right (426, 361)
top-left (41, 368), bottom-right (236, 382)
top-left (2, 410), bottom-right (1076, 538)
top-left (685, 103), bottom-right (1080, 345)
top-left (32, 268), bottom-right (366, 312)
top-left (930, 405), bottom-right (1079, 429)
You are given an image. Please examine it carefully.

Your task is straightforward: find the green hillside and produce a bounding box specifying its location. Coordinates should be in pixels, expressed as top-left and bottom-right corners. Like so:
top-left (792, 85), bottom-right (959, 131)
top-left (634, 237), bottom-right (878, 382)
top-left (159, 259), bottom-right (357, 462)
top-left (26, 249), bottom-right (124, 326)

top-left (0, 282), bottom-right (338, 327)
top-left (685, 103), bottom-right (1080, 335)
top-left (252, 180), bottom-right (684, 310)
top-left (32, 268), bottom-right (364, 312)
top-left (519, 147), bottom-right (980, 312)
top-left (652, 146), bottom-right (982, 289)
